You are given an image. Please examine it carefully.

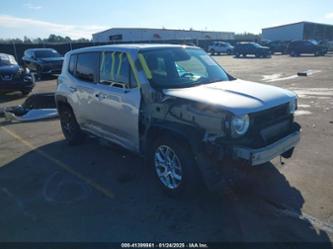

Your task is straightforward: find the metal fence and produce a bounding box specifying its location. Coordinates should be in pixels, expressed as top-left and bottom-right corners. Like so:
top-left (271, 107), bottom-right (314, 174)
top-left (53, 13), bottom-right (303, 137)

top-left (0, 39), bottom-right (239, 64)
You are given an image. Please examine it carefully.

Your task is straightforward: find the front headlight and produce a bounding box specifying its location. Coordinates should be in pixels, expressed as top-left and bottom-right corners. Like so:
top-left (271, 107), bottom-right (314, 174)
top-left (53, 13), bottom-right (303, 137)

top-left (289, 98), bottom-right (297, 114)
top-left (231, 114), bottom-right (250, 137)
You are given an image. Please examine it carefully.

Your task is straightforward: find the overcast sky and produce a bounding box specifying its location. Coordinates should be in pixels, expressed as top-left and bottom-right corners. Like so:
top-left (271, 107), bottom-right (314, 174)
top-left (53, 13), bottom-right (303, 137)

top-left (1, 0), bottom-right (333, 39)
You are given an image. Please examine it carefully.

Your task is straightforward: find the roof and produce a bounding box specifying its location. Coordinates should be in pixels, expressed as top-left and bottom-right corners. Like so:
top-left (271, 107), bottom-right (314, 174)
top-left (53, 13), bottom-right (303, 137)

top-left (92, 27), bottom-right (234, 36)
top-left (262, 21), bottom-right (333, 30)
top-left (69, 43), bottom-right (198, 54)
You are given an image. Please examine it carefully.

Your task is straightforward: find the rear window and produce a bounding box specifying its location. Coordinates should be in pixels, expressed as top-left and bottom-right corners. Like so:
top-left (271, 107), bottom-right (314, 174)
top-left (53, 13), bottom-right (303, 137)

top-left (75, 52), bottom-right (100, 83)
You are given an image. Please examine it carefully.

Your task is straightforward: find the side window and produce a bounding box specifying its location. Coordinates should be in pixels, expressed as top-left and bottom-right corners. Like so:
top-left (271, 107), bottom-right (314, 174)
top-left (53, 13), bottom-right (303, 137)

top-left (100, 52), bottom-right (137, 88)
top-left (76, 52), bottom-right (100, 83)
top-left (68, 54), bottom-right (77, 75)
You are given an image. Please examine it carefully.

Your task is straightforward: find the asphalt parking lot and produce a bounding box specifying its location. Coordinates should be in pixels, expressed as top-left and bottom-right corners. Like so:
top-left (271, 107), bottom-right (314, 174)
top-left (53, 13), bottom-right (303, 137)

top-left (0, 54), bottom-right (333, 244)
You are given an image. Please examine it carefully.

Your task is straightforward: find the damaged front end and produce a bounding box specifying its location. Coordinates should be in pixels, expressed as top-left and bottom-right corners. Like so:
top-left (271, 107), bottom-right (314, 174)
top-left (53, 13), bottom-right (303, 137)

top-left (143, 93), bottom-right (300, 191)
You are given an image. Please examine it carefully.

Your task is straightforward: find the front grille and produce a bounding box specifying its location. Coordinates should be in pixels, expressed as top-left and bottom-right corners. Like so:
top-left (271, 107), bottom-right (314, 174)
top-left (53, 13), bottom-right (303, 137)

top-left (0, 73), bottom-right (13, 81)
top-left (248, 104), bottom-right (292, 147)
top-left (251, 103), bottom-right (289, 128)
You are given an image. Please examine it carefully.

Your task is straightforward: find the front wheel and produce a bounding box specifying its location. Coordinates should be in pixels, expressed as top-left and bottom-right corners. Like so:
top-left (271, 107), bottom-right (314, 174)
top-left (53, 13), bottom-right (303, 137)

top-left (150, 136), bottom-right (202, 196)
top-left (59, 105), bottom-right (85, 145)
top-left (290, 50), bottom-right (298, 57)
top-left (21, 90), bottom-right (31, 96)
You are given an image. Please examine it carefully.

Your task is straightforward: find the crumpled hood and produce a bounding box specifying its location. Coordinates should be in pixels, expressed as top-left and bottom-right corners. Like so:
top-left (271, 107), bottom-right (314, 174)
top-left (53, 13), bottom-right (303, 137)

top-left (163, 79), bottom-right (296, 116)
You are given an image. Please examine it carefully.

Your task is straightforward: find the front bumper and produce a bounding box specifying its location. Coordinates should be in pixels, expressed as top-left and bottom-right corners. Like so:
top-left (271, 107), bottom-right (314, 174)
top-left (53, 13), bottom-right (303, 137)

top-left (0, 80), bottom-right (35, 93)
top-left (41, 64), bottom-right (62, 74)
top-left (233, 131), bottom-right (300, 166)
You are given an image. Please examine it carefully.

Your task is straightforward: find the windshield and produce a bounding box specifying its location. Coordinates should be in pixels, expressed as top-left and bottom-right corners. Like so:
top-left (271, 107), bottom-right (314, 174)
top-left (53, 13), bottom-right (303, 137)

top-left (0, 54), bottom-right (18, 66)
top-left (35, 50), bottom-right (61, 58)
top-left (141, 47), bottom-right (230, 89)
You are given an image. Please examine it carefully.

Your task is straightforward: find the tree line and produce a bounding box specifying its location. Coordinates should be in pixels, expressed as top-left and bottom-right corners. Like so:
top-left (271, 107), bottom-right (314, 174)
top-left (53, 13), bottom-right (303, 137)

top-left (0, 34), bottom-right (90, 44)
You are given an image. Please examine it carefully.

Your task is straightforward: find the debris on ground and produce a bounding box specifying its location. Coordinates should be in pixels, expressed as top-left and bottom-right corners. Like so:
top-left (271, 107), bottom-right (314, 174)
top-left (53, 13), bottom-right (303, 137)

top-left (2, 92), bottom-right (58, 122)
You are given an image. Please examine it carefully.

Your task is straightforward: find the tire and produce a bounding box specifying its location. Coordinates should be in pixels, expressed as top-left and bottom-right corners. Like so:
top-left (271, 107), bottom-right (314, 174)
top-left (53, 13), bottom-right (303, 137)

top-left (242, 53), bottom-right (247, 57)
top-left (59, 105), bottom-right (85, 145)
top-left (290, 51), bottom-right (297, 57)
top-left (235, 52), bottom-right (240, 58)
top-left (255, 53), bottom-right (260, 58)
top-left (210, 49), bottom-right (215, 55)
top-left (314, 51), bottom-right (320, 57)
top-left (21, 90), bottom-right (31, 96)
top-left (150, 135), bottom-right (202, 197)
top-left (227, 50), bottom-right (232, 55)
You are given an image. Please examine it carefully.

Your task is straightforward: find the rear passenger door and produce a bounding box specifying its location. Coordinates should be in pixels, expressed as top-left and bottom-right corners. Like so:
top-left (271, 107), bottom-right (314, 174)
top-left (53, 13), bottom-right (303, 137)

top-left (92, 51), bottom-right (141, 152)
top-left (69, 52), bottom-right (101, 128)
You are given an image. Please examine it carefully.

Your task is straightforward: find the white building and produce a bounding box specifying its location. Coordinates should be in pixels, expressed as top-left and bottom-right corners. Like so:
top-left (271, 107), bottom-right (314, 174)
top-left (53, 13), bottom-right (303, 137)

top-left (92, 28), bottom-right (234, 43)
top-left (262, 21), bottom-right (333, 41)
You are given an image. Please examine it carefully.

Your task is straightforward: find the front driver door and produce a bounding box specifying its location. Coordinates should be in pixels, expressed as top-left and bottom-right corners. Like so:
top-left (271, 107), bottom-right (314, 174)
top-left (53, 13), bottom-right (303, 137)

top-left (92, 51), bottom-right (141, 152)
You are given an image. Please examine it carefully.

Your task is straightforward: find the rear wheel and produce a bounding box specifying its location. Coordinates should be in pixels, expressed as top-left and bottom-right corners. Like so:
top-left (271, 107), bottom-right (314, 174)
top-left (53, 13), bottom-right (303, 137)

top-left (59, 105), bottom-right (85, 145)
top-left (210, 49), bottom-right (215, 55)
top-left (150, 136), bottom-right (202, 196)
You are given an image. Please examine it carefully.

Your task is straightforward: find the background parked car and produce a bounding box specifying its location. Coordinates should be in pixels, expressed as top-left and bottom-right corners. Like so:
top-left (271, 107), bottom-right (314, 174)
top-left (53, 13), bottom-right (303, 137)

top-left (234, 42), bottom-right (271, 58)
top-left (208, 41), bottom-right (234, 55)
top-left (0, 53), bottom-right (34, 95)
top-left (22, 48), bottom-right (64, 76)
top-left (287, 40), bottom-right (328, 57)
top-left (267, 41), bottom-right (289, 54)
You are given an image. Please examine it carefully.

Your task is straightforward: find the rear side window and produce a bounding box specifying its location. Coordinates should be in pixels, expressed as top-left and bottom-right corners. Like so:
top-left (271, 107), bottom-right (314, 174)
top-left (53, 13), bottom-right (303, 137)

top-left (76, 52), bottom-right (100, 83)
top-left (68, 54), bottom-right (77, 75)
